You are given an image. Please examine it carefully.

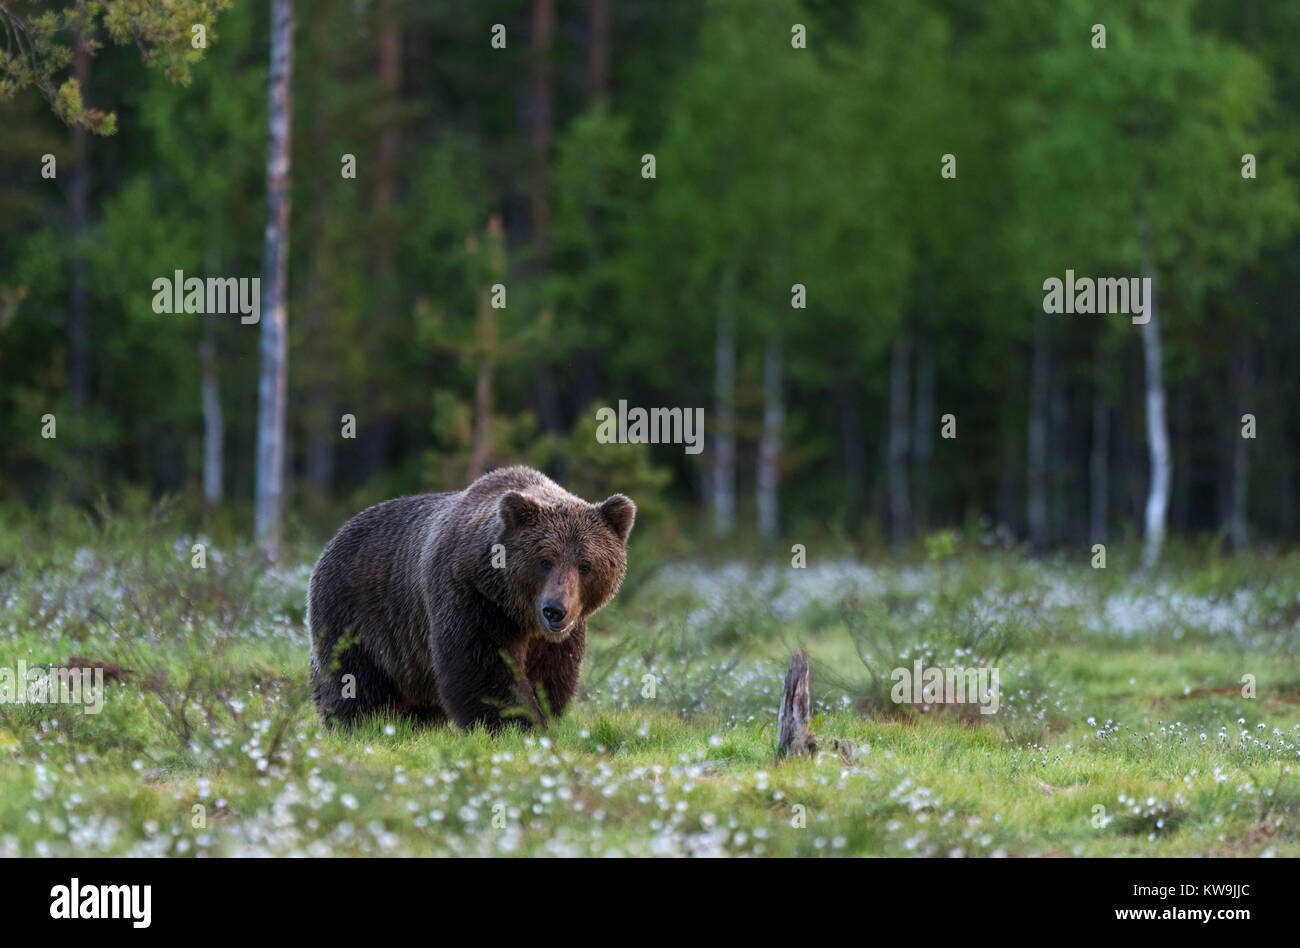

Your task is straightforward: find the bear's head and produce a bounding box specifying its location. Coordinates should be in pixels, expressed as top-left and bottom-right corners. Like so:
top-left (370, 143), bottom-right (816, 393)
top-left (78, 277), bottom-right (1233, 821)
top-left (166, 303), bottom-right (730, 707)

top-left (497, 490), bottom-right (635, 642)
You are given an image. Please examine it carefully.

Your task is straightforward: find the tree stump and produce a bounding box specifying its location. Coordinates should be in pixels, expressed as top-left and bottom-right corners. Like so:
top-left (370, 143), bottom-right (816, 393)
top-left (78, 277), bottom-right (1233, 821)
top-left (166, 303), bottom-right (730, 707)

top-left (777, 652), bottom-right (817, 758)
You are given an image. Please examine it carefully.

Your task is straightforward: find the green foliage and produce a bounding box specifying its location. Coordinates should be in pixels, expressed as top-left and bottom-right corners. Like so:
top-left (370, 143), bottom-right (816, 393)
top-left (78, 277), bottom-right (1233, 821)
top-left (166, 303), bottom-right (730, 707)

top-left (924, 529), bottom-right (958, 561)
top-left (0, 0), bottom-right (230, 133)
top-left (534, 407), bottom-right (674, 525)
top-left (424, 390), bottom-right (539, 491)
top-left (2, 0), bottom-right (1300, 549)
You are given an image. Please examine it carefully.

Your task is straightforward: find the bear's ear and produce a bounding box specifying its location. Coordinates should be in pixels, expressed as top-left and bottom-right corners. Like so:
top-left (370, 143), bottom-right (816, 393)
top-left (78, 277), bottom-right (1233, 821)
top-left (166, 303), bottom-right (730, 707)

top-left (499, 491), bottom-right (542, 532)
top-left (599, 494), bottom-right (636, 543)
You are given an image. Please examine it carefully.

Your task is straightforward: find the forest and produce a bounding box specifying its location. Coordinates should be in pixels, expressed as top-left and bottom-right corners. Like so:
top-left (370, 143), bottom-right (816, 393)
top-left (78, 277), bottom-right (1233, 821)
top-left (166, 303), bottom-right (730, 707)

top-left (2, 0), bottom-right (1297, 562)
top-left (1, 0), bottom-right (1299, 864)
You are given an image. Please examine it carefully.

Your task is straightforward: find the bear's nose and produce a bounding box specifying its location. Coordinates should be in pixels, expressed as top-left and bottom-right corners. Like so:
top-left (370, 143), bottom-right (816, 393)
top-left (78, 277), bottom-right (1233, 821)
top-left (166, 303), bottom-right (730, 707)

top-left (542, 601), bottom-right (567, 626)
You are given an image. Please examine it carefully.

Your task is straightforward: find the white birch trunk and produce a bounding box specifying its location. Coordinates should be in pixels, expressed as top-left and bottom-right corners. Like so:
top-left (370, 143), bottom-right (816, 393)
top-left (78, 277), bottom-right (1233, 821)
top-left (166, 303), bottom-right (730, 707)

top-left (1140, 257), bottom-right (1171, 569)
top-left (254, 0), bottom-right (295, 561)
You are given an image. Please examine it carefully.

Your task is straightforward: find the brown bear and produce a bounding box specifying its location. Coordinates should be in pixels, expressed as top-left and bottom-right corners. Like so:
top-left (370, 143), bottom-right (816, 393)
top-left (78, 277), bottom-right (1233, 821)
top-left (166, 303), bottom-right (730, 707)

top-left (308, 466), bottom-right (635, 731)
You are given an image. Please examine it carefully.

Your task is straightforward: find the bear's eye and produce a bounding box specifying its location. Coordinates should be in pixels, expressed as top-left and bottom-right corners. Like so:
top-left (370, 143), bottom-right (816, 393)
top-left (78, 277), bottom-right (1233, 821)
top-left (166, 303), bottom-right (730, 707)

top-left (540, 559), bottom-right (553, 572)
top-left (578, 562), bottom-right (591, 577)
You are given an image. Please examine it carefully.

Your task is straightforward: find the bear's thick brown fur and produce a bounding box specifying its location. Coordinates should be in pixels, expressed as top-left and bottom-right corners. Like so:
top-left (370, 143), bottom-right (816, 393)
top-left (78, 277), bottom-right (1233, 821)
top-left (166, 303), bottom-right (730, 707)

top-left (308, 466), bottom-right (635, 731)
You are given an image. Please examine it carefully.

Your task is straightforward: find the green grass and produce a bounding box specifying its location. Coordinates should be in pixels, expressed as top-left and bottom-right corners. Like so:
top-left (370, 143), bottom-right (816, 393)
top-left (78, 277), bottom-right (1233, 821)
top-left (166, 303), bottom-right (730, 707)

top-left (1, 504), bottom-right (1298, 856)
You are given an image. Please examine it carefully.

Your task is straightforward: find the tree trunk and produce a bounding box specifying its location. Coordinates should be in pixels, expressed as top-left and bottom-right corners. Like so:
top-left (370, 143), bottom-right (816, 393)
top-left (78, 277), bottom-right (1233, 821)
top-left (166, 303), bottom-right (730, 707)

top-left (470, 360), bottom-right (493, 481)
top-left (199, 240), bottom-right (224, 505)
top-left (304, 392), bottom-right (334, 501)
top-left (301, 54), bottom-right (332, 506)
top-left (468, 219), bottom-right (506, 481)
top-left (567, 0), bottom-right (612, 415)
top-left (1279, 432), bottom-right (1295, 541)
top-left (777, 653), bottom-right (814, 759)
top-left (912, 331), bottom-right (934, 533)
top-left (1139, 248), bottom-right (1171, 569)
top-left (838, 377), bottom-right (865, 536)
top-left (584, 0), bottom-right (611, 102)
top-left (756, 335), bottom-right (783, 539)
top-left (528, 0), bottom-right (555, 266)
top-left (254, 0), bottom-right (295, 561)
top-left (712, 272), bottom-right (737, 536)
top-left (997, 421), bottom-right (1018, 536)
top-left (360, 0), bottom-right (403, 482)
top-left (376, 3), bottom-right (401, 233)
top-left (200, 316), bottom-right (224, 506)
top-left (67, 42), bottom-right (90, 413)
top-left (1049, 365), bottom-right (1071, 543)
top-left (1027, 315), bottom-right (1049, 555)
top-left (887, 322), bottom-right (911, 546)
top-left (1176, 382), bottom-right (1194, 532)
top-left (1089, 342), bottom-right (1109, 543)
top-left (1269, 345), bottom-right (1295, 538)
top-left (528, 0), bottom-right (564, 439)
top-left (303, 181), bottom-right (332, 503)
top-left (1121, 345), bottom-right (1145, 523)
top-left (1229, 338), bottom-right (1254, 552)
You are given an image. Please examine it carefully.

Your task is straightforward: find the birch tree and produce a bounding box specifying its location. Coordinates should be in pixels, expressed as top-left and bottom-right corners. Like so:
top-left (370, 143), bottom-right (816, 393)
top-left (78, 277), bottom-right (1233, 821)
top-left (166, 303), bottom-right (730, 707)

top-left (1009, 0), bottom-right (1294, 563)
top-left (254, 0), bottom-right (295, 560)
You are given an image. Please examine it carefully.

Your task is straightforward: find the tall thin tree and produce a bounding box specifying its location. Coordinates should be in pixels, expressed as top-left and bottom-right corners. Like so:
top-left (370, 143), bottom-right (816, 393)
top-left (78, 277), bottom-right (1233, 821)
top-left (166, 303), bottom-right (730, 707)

top-left (712, 268), bottom-right (737, 536)
top-left (1139, 222), bottom-right (1170, 568)
top-left (887, 321), bottom-right (912, 546)
top-left (255, 0), bottom-right (295, 560)
top-left (528, 0), bottom-right (564, 438)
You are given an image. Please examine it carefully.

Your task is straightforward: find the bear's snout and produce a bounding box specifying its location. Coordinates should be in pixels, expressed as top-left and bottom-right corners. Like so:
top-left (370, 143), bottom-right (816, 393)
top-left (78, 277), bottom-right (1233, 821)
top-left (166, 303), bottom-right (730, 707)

top-left (538, 562), bottom-right (584, 639)
top-left (540, 597), bottom-right (574, 638)
top-left (541, 600), bottom-right (567, 627)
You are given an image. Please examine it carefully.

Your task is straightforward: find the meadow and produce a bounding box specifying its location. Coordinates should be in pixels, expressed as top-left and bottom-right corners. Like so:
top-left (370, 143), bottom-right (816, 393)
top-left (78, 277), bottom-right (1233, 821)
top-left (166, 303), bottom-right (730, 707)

top-left (1, 501), bottom-right (1297, 857)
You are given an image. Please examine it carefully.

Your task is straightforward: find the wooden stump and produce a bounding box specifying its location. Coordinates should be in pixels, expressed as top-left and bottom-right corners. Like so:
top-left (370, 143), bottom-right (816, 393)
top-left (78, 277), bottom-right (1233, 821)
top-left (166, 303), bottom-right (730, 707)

top-left (777, 652), bottom-right (816, 758)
